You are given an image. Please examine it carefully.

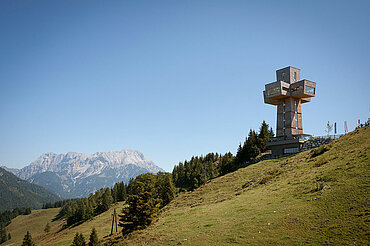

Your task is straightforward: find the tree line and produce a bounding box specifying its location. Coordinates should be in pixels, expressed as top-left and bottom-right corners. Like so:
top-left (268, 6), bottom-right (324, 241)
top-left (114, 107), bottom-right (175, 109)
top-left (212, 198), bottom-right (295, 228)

top-left (42, 199), bottom-right (73, 209)
top-left (172, 121), bottom-right (274, 191)
top-left (56, 181), bottom-right (127, 226)
top-left (172, 152), bottom-right (234, 191)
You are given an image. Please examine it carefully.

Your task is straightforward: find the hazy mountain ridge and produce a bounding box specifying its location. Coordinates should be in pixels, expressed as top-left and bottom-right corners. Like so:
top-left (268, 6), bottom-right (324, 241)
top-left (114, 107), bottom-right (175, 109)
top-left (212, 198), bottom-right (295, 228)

top-left (0, 167), bottom-right (59, 212)
top-left (5, 149), bottom-right (164, 198)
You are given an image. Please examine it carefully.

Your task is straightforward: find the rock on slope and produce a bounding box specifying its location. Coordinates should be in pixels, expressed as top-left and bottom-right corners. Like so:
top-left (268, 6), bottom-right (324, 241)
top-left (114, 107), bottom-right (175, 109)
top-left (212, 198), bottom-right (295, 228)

top-left (7, 149), bottom-right (164, 198)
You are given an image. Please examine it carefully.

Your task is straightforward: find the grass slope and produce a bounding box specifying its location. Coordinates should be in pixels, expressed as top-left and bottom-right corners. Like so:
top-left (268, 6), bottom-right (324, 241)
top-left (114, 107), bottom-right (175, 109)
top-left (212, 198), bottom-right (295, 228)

top-left (2, 202), bottom-right (124, 246)
top-left (2, 127), bottom-right (369, 246)
top-left (124, 127), bottom-right (369, 245)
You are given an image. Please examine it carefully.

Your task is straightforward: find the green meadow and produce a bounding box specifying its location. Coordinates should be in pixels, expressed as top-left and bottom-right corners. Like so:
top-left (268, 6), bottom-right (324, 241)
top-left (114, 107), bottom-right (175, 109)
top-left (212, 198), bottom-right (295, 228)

top-left (3, 126), bottom-right (369, 246)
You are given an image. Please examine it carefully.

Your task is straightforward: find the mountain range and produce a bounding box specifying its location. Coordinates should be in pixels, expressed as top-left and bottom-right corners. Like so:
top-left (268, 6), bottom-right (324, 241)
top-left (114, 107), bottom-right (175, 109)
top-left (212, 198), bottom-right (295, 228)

top-left (0, 167), bottom-right (59, 212)
top-left (3, 149), bottom-right (164, 199)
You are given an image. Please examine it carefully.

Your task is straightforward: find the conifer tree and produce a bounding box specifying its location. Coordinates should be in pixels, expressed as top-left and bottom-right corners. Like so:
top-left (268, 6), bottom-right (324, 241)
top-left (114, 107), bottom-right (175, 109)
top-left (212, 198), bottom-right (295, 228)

top-left (0, 226), bottom-right (6, 244)
top-left (112, 184), bottom-right (118, 203)
top-left (101, 188), bottom-right (113, 212)
top-left (245, 129), bottom-right (260, 161)
top-left (88, 228), bottom-right (100, 246)
top-left (118, 182), bottom-right (127, 201)
top-left (71, 232), bottom-right (86, 246)
top-left (258, 120), bottom-right (270, 152)
top-left (21, 231), bottom-right (35, 246)
top-left (156, 172), bottom-right (175, 208)
top-left (119, 173), bottom-right (158, 235)
top-left (268, 127), bottom-right (274, 138)
top-left (126, 178), bottom-right (135, 195)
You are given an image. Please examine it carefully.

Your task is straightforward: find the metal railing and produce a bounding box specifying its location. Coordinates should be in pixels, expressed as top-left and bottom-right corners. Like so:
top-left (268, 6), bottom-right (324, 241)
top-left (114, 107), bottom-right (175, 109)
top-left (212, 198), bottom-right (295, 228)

top-left (268, 134), bottom-right (345, 142)
top-left (308, 134), bottom-right (344, 140)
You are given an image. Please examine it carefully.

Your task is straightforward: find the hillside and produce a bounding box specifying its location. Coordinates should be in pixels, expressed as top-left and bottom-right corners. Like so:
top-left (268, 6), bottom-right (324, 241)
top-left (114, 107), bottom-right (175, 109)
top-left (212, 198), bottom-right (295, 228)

top-left (124, 126), bottom-right (369, 245)
top-left (6, 149), bottom-right (163, 198)
top-left (2, 202), bottom-right (124, 246)
top-left (3, 126), bottom-right (369, 245)
top-left (0, 167), bottom-right (59, 212)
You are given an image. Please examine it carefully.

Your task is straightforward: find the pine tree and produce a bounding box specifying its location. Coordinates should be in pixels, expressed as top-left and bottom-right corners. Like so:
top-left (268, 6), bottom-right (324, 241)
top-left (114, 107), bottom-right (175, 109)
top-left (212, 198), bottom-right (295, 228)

top-left (101, 188), bottom-right (113, 212)
top-left (156, 172), bottom-right (175, 208)
top-left (71, 232), bottom-right (86, 246)
top-left (258, 120), bottom-right (270, 152)
top-left (116, 182), bottom-right (127, 202)
top-left (245, 129), bottom-right (260, 161)
top-left (119, 173), bottom-right (159, 235)
top-left (112, 184), bottom-right (118, 203)
top-left (21, 231), bottom-right (35, 246)
top-left (268, 127), bottom-right (274, 138)
top-left (85, 200), bottom-right (94, 220)
top-left (0, 226), bottom-right (6, 244)
top-left (88, 227), bottom-right (100, 246)
top-left (126, 178), bottom-right (135, 195)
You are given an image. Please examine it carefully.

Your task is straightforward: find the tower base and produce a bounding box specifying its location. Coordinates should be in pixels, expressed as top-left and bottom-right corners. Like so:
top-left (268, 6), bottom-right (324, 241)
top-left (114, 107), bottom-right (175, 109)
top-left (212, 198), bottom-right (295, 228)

top-left (267, 137), bottom-right (305, 157)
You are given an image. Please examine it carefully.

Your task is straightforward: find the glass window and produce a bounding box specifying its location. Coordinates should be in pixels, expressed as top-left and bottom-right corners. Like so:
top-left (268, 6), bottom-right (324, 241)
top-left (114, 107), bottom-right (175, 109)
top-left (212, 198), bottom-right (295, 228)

top-left (283, 100), bottom-right (285, 136)
top-left (295, 100), bottom-right (299, 133)
top-left (305, 86), bottom-right (315, 94)
top-left (284, 147), bottom-right (299, 154)
top-left (267, 87), bottom-right (280, 96)
top-left (294, 72), bottom-right (297, 82)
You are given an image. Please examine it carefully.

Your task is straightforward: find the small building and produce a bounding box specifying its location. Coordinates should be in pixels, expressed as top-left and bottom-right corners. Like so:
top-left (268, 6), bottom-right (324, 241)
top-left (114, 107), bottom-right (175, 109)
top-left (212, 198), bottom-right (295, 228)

top-left (263, 66), bottom-right (316, 157)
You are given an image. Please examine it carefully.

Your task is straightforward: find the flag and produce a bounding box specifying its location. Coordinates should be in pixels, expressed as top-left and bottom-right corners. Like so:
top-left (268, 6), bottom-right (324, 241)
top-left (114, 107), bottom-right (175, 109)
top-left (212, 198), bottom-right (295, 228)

top-left (334, 122), bottom-right (337, 134)
top-left (345, 121), bottom-right (348, 133)
top-left (357, 119), bottom-right (360, 127)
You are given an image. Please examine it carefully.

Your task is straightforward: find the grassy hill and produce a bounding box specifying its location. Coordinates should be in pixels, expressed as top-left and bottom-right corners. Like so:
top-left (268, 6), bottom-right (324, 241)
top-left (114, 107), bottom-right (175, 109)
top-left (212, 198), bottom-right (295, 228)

top-left (2, 126), bottom-right (369, 245)
top-left (124, 126), bottom-right (369, 245)
top-left (2, 202), bottom-right (124, 246)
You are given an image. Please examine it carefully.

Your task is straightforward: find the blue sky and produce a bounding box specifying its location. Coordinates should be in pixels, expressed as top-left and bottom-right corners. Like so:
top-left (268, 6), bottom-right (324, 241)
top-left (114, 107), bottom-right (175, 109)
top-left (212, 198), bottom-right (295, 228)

top-left (0, 0), bottom-right (369, 171)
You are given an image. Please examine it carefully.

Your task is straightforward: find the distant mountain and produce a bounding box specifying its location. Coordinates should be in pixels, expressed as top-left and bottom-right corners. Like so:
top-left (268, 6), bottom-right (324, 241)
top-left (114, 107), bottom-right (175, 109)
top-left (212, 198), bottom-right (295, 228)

top-left (0, 167), bottom-right (59, 212)
top-left (7, 149), bottom-right (164, 198)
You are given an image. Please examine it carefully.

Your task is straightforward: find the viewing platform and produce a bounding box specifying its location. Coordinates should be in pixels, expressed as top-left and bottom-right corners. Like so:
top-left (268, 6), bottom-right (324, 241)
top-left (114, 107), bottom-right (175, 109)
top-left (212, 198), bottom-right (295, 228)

top-left (263, 66), bottom-right (317, 156)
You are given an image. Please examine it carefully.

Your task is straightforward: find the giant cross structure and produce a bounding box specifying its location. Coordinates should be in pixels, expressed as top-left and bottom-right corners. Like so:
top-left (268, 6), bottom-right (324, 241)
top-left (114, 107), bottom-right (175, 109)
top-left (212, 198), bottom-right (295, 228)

top-left (263, 66), bottom-right (316, 156)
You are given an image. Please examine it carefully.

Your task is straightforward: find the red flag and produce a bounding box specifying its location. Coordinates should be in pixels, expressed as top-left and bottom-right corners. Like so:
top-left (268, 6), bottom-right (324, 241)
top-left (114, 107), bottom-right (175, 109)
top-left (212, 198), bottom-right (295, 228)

top-left (345, 121), bottom-right (348, 133)
top-left (357, 119), bottom-right (360, 127)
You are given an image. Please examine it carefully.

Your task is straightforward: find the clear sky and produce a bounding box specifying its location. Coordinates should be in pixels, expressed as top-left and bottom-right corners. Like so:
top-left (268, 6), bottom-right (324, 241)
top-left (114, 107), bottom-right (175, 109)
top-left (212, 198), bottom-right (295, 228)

top-left (0, 0), bottom-right (369, 171)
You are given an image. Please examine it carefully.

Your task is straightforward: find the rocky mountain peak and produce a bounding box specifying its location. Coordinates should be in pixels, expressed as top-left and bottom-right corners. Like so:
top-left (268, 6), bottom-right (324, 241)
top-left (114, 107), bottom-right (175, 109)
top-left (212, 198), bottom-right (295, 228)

top-left (8, 149), bottom-right (164, 198)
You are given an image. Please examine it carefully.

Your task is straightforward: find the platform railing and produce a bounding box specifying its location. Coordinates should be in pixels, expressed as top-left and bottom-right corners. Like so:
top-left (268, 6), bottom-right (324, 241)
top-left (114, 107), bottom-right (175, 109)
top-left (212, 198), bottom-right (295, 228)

top-left (268, 134), bottom-right (345, 142)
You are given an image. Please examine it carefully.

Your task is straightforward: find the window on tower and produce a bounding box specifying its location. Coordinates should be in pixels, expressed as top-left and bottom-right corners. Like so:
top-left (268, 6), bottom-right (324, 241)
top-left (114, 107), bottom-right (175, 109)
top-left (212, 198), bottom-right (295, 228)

top-left (267, 87), bottom-right (280, 96)
top-left (305, 86), bottom-right (315, 94)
